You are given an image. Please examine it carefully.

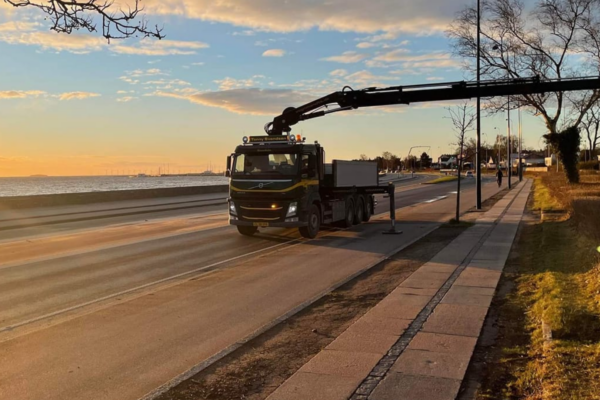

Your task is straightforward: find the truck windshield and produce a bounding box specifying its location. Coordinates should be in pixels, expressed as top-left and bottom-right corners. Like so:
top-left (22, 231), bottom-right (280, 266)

top-left (233, 153), bottom-right (299, 176)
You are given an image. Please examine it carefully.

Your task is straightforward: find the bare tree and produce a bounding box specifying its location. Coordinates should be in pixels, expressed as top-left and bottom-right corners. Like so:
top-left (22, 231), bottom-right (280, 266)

top-left (359, 154), bottom-right (369, 161)
top-left (4, 0), bottom-right (164, 40)
top-left (448, 0), bottom-right (600, 134)
top-left (381, 151), bottom-right (393, 170)
top-left (578, 103), bottom-right (600, 153)
top-left (447, 102), bottom-right (476, 223)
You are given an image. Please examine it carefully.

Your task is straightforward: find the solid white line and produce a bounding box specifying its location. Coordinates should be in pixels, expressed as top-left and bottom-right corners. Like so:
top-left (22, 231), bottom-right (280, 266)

top-left (422, 195), bottom-right (448, 204)
top-left (0, 236), bottom-right (305, 337)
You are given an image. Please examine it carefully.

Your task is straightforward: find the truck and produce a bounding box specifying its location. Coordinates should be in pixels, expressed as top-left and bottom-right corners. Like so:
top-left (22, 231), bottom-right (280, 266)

top-left (225, 134), bottom-right (388, 239)
top-left (226, 75), bottom-right (600, 238)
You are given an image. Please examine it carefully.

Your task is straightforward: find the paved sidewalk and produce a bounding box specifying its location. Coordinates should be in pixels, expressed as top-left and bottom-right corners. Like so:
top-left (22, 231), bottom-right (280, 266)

top-left (267, 179), bottom-right (532, 400)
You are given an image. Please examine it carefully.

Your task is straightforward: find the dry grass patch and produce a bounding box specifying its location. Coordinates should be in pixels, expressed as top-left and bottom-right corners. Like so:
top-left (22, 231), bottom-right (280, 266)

top-left (475, 174), bottom-right (600, 400)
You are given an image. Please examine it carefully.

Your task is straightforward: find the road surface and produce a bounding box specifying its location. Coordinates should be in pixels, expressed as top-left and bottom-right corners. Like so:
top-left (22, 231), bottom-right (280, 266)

top-left (0, 175), bottom-right (504, 400)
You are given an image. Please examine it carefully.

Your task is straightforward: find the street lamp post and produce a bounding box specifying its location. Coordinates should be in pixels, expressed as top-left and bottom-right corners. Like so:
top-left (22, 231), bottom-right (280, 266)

top-left (476, 0), bottom-right (482, 209)
top-left (518, 107), bottom-right (523, 181)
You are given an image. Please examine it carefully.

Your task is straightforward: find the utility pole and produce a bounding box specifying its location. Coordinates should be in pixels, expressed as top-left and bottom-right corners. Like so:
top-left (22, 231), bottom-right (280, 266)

top-left (508, 101), bottom-right (512, 189)
top-left (476, 0), bottom-right (482, 209)
top-left (518, 107), bottom-right (523, 181)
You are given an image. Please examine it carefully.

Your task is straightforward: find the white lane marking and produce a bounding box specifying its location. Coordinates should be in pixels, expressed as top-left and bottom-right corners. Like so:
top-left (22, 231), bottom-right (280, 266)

top-left (422, 195), bottom-right (448, 204)
top-left (0, 221), bottom-right (231, 271)
top-left (0, 236), bottom-right (305, 338)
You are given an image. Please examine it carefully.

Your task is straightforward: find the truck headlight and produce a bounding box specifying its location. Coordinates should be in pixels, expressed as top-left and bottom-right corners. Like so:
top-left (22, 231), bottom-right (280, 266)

top-left (286, 202), bottom-right (298, 217)
top-left (229, 202), bottom-right (237, 216)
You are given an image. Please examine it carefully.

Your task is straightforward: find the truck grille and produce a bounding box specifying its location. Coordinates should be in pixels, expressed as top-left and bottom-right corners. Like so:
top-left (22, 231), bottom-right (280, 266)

top-left (239, 203), bottom-right (286, 221)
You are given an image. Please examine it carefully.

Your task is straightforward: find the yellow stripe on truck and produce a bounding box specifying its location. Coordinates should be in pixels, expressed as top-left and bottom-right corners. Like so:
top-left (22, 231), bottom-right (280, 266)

top-left (230, 180), bottom-right (319, 193)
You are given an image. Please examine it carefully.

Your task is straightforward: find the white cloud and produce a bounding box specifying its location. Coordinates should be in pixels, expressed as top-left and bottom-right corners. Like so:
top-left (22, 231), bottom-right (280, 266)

top-left (0, 30), bottom-right (105, 54)
top-left (262, 48), bottom-right (286, 57)
top-left (345, 70), bottom-right (397, 87)
top-left (59, 92), bottom-right (101, 101)
top-left (117, 97), bottom-right (138, 102)
top-left (356, 42), bottom-right (376, 49)
top-left (232, 30), bottom-right (256, 36)
top-left (112, 39), bottom-right (209, 56)
top-left (322, 51), bottom-right (368, 64)
top-left (330, 69), bottom-right (349, 77)
top-left (373, 50), bottom-right (461, 69)
top-left (372, 48), bottom-right (412, 62)
top-left (144, 0), bottom-right (460, 35)
top-left (0, 90), bottom-right (46, 99)
top-left (214, 76), bottom-right (265, 90)
top-left (153, 88), bottom-right (315, 115)
top-left (426, 76), bottom-right (445, 81)
top-left (0, 26), bottom-right (207, 55)
top-left (191, 62), bottom-right (205, 66)
top-left (0, 21), bottom-right (39, 32)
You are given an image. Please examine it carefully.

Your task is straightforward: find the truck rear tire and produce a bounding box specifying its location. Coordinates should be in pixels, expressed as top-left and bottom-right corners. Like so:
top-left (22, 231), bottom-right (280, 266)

top-left (363, 197), bottom-right (372, 222)
top-left (237, 226), bottom-right (258, 236)
top-left (354, 198), bottom-right (364, 225)
top-left (299, 204), bottom-right (321, 239)
top-left (340, 199), bottom-right (355, 228)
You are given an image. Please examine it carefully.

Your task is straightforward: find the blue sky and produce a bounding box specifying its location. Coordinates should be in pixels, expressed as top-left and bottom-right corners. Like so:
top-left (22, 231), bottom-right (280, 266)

top-left (0, 0), bottom-right (547, 176)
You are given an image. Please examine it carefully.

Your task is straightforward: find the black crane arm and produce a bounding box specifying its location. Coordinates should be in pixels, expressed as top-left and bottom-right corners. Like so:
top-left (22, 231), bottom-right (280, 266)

top-left (264, 76), bottom-right (600, 135)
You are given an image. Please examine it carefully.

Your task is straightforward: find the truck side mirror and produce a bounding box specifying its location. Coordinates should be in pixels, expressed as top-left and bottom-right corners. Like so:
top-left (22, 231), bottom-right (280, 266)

top-left (225, 156), bottom-right (232, 177)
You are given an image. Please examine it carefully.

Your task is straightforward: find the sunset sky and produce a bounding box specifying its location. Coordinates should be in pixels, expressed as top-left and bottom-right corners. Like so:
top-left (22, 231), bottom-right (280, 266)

top-left (0, 0), bottom-right (549, 177)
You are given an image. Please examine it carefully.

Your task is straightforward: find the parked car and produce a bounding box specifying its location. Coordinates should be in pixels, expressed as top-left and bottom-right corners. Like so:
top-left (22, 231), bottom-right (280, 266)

top-left (465, 171), bottom-right (474, 178)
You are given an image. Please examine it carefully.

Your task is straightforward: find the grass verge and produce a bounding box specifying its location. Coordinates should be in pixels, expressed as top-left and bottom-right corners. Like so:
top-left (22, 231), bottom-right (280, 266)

top-left (467, 173), bottom-right (600, 400)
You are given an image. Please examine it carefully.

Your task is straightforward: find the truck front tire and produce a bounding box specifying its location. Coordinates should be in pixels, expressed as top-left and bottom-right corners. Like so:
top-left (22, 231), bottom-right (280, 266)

top-left (299, 204), bottom-right (321, 239)
top-left (237, 226), bottom-right (258, 236)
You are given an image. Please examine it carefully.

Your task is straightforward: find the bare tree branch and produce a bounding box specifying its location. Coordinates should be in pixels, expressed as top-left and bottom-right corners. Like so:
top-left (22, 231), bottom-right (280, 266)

top-left (4, 0), bottom-right (164, 41)
top-left (447, 0), bottom-right (600, 134)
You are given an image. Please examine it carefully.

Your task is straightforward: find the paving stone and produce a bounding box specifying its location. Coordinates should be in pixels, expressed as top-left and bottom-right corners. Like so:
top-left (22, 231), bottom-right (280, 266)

top-left (350, 313), bottom-right (411, 336)
top-left (380, 292), bottom-right (433, 307)
top-left (422, 304), bottom-right (488, 337)
top-left (392, 287), bottom-right (439, 297)
top-left (399, 277), bottom-right (448, 290)
top-left (299, 349), bottom-right (382, 379)
top-left (453, 267), bottom-right (502, 288)
top-left (326, 329), bottom-right (399, 355)
top-left (408, 332), bottom-right (477, 354)
top-left (468, 258), bottom-right (506, 271)
top-left (391, 349), bottom-right (472, 380)
top-left (441, 285), bottom-right (495, 307)
top-left (408, 268), bottom-right (454, 281)
top-left (266, 372), bottom-right (358, 400)
top-left (370, 373), bottom-right (461, 400)
top-left (366, 303), bottom-right (424, 320)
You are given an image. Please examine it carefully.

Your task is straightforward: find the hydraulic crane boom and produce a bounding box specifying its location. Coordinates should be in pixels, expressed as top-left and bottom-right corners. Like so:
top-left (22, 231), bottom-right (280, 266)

top-left (264, 76), bottom-right (600, 135)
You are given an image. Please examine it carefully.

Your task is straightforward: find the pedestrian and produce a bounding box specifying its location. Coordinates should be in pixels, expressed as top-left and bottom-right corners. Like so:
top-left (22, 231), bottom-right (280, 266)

top-left (496, 168), bottom-right (503, 187)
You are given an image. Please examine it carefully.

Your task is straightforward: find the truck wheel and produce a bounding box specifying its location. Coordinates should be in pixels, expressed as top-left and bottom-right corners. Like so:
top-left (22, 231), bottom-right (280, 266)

top-left (237, 226), bottom-right (258, 236)
top-left (341, 199), bottom-right (355, 228)
top-left (363, 197), bottom-right (372, 222)
top-left (299, 204), bottom-right (321, 239)
top-left (354, 198), bottom-right (364, 225)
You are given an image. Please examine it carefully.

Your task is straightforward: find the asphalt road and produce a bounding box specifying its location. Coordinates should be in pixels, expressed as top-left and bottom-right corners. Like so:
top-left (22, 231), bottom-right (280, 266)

top-left (0, 175), bottom-right (506, 400)
top-left (0, 174), bottom-right (433, 242)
